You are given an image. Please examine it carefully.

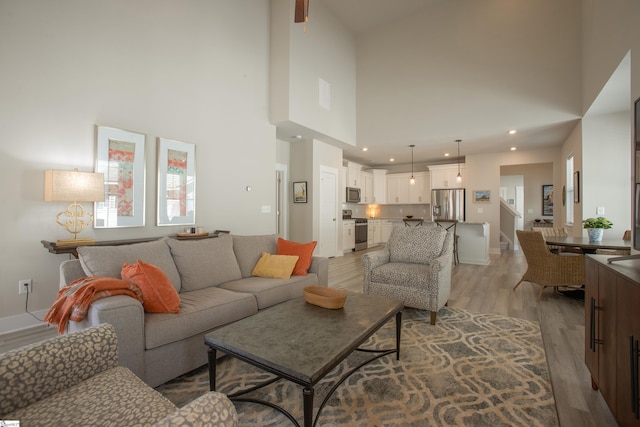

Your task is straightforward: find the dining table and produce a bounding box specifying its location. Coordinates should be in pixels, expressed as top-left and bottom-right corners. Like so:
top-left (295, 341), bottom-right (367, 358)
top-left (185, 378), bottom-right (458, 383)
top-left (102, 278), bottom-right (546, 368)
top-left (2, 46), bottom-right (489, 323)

top-left (543, 236), bottom-right (631, 254)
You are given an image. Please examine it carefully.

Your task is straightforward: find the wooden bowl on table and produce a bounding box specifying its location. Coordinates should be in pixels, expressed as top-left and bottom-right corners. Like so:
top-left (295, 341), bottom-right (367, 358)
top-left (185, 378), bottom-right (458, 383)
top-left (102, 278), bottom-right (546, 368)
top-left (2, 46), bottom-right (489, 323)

top-left (303, 286), bottom-right (347, 309)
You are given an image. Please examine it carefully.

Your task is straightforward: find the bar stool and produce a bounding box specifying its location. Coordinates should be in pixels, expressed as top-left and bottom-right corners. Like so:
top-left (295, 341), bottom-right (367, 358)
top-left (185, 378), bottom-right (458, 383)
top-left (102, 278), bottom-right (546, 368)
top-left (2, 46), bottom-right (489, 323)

top-left (403, 218), bottom-right (424, 227)
top-left (436, 220), bottom-right (459, 265)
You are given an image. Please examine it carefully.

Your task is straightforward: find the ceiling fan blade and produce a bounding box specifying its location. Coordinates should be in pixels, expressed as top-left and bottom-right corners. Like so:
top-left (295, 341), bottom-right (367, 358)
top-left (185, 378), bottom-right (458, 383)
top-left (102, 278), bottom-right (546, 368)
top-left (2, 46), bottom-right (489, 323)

top-left (294, 0), bottom-right (309, 23)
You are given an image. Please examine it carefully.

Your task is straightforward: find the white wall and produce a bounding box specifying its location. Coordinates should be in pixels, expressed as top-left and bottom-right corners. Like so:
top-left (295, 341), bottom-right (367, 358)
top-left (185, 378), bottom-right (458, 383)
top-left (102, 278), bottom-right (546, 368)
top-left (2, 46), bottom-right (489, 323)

top-left (270, 0), bottom-right (357, 146)
top-left (582, 110), bottom-right (632, 239)
top-left (0, 0), bottom-right (275, 319)
top-left (466, 148), bottom-right (561, 252)
top-left (501, 164), bottom-right (554, 228)
top-left (579, 0), bottom-right (638, 241)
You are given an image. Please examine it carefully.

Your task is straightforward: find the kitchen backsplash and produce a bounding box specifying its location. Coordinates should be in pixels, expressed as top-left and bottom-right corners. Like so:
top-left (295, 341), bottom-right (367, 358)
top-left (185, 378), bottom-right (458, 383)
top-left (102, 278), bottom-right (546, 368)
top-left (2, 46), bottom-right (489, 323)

top-left (342, 203), bottom-right (430, 219)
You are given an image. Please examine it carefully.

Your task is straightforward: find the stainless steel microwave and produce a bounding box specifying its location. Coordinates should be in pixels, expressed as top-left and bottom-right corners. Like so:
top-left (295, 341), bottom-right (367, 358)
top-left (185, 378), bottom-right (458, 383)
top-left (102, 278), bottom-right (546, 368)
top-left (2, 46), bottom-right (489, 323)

top-left (346, 187), bottom-right (361, 203)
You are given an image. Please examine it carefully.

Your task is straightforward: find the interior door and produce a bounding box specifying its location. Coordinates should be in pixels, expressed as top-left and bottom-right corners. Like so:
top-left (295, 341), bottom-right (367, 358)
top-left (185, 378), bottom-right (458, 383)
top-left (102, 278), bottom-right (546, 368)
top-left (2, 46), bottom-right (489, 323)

top-left (319, 167), bottom-right (338, 257)
top-left (275, 165), bottom-right (288, 239)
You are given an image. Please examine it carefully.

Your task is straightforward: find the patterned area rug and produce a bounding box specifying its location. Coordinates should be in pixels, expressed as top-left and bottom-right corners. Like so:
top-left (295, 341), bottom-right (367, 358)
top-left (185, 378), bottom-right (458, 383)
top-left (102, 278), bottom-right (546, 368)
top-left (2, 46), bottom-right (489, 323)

top-left (157, 307), bottom-right (558, 426)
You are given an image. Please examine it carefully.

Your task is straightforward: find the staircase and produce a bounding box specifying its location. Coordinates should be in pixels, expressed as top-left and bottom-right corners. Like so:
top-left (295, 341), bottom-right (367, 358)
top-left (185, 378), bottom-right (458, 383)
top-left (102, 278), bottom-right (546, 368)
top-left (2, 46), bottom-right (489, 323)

top-left (500, 233), bottom-right (510, 252)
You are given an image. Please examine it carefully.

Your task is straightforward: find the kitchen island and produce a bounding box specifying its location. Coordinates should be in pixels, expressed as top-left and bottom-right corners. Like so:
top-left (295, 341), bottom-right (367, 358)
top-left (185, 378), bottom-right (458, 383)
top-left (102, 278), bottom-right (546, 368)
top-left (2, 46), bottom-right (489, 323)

top-left (375, 219), bottom-right (490, 265)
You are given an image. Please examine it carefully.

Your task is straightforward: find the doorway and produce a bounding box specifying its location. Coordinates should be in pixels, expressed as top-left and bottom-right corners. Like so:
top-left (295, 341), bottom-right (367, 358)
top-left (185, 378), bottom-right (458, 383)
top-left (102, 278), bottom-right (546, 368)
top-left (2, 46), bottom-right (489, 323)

top-left (275, 164), bottom-right (288, 239)
top-left (319, 166), bottom-right (338, 257)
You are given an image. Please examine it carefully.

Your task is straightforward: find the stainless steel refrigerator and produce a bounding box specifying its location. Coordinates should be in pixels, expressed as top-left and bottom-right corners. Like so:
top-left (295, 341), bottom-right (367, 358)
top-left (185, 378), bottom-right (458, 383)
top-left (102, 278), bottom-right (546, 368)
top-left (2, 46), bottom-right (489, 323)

top-left (431, 188), bottom-right (465, 221)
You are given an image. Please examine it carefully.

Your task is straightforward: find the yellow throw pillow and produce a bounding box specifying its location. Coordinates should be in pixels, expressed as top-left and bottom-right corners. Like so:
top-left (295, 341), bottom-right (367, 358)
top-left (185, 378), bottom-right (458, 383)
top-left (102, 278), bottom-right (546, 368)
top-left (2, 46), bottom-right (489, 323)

top-left (252, 252), bottom-right (299, 279)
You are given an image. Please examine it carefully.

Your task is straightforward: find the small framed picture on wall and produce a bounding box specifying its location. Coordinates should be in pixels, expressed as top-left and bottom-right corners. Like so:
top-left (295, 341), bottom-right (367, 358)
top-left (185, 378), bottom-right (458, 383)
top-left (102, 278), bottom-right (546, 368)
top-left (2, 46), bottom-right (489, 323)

top-left (293, 181), bottom-right (307, 203)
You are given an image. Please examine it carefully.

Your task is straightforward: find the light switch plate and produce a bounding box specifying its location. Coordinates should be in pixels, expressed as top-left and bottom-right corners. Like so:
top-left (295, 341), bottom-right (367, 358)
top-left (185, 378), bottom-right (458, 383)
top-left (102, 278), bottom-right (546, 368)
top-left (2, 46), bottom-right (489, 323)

top-left (597, 206), bottom-right (605, 215)
top-left (477, 208), bottom-right (484, 214)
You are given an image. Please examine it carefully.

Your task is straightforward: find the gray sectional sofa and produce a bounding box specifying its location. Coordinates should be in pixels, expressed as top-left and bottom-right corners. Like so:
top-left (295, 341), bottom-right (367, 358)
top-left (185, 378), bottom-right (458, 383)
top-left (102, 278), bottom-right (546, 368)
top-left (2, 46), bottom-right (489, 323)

top-left (59, 233), bottom-right (328, 387)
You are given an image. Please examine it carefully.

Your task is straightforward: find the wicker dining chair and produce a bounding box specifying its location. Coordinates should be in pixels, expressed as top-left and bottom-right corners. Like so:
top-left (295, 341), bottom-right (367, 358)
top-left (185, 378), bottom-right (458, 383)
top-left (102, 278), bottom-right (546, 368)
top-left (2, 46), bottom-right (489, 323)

top-left (533, 227), bottom-right (582, 254)
top-left (514, 230), bottom-right (585, 300)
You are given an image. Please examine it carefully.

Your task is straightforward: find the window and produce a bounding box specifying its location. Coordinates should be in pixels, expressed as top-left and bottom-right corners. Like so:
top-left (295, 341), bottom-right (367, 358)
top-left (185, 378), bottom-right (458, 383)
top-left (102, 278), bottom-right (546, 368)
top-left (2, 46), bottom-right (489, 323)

top-left (566, 154), bottom-right (574, 224)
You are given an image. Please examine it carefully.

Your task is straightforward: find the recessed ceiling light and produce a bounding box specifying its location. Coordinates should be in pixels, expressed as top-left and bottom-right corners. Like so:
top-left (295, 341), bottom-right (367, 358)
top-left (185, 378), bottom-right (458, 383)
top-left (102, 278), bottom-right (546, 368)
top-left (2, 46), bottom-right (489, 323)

top-left (362, 147), bottom-right (368, 152)
top-left (389, 158), bottom-right (395, 162)
top-left (292, 135), bottom-right (302, 139)
top-left (510, 147), bottom-right (517, 151)
top-left (444, 153), bottom-right (450, 157)
top-left (508, 130), bottom-right (517, 135)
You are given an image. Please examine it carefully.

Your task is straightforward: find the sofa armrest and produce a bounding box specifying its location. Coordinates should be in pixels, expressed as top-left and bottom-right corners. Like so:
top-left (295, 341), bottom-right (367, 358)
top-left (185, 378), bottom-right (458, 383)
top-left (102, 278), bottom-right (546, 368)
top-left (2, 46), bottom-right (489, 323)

top-left (362, 249), bottom-right (390, 294)
top-left (67, 295), bottom-right (145, 379)
top-left (309, 256), bottom-right (329, 286)
top-left (153, 392), bottom-right (238, 427)
top-left (0, 324), bottom-right (118, 415)
top-left (59, 259), bottom-right (86, 288)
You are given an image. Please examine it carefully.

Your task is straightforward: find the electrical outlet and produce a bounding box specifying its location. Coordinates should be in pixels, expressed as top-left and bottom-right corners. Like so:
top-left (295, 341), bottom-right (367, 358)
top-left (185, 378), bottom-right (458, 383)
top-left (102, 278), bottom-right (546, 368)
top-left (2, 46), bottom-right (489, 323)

top-left (18, 279), bottom-right (32, 295)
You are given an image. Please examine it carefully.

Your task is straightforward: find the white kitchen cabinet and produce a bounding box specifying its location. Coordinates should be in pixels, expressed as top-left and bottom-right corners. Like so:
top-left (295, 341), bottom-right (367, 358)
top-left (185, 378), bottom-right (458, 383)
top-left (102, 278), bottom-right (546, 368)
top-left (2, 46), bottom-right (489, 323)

top-left (360, 171), bottom-right (373, 204)
top-left (346, 162), bottom-right (362, 188)
top-left (386, 174), bottom-right (410, 204)
top-left (368, 219), bottom-right (384, 247)
top-left (371, 169), bottom-right (388, 204)
top-left (409, 173), bottom-right (430, 204)
top-left (342, 220), bottom-right (355, 252)
top-left (429, 164), bottom-right (465, 189)
top-left (387, 172), bottom-right (429, 204)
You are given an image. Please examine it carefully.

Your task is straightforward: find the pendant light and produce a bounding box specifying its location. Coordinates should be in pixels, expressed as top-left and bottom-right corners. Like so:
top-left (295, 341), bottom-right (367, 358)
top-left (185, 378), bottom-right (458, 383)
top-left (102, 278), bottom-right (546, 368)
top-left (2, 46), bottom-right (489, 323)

top-left (409, 145), bottom-right (416, 185)
top-left (456, 139), bottom-right (463, 183)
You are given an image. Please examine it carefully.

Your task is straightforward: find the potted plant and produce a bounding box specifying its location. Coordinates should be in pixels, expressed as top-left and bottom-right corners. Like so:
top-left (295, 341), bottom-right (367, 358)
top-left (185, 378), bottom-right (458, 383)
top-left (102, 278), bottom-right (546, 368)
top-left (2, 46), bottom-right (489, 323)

top-left (582, 217), bottom-right (613, 242)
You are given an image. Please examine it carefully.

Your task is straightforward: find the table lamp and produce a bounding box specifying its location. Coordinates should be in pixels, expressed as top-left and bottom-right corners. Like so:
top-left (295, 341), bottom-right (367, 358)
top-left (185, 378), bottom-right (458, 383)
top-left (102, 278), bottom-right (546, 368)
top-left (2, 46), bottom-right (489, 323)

top-left (44, 169), bottom-right (105, 245)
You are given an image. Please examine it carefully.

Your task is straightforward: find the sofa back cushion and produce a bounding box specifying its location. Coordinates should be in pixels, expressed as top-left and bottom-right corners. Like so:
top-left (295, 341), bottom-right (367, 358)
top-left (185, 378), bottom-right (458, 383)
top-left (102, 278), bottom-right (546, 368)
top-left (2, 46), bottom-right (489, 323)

top-left (167, 233), bottom-right (242, 291)
top-left (77, 238), bottom-right (181, 292)
top-left (388, 226), bottom-right (447, 264)
top-left (232, 234), bottom-right (278, 278)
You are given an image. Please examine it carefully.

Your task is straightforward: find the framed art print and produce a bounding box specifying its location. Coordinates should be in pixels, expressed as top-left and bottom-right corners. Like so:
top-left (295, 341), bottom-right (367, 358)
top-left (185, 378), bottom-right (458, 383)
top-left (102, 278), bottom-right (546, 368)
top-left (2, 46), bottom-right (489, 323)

top-left (473, 190), bottom-right (491, 203)
top-left (94, 125), bottom-right (146, 228)
top-left (542, 184), bottom-right (553, 216)
top-left (157, 137), bottom-right (196, 226)
top-left (293, 181), bottom-right (307, 203)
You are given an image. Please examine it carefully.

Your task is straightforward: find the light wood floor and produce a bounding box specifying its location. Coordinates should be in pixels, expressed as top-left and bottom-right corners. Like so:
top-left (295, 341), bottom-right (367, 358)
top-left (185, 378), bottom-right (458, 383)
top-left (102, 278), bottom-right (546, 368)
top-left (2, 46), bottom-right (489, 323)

top-left (328, 246), bottom-right (619, 427)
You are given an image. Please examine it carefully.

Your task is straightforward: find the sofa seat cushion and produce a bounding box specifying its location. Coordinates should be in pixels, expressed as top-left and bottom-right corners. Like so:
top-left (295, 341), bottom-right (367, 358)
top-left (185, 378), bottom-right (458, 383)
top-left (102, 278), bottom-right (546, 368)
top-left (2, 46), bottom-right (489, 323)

top-left (167, 234), bottom-right (242, 291)
top-left (4, 366), bottom-right (177, 426)
top-left (219, 274), bottom-right (318, 310)
top-left (78, 238), bottom-right (182, 292)
top-left (370, 262), bottom-right (433, 288)
top-left (232, 234), bottom-right (278, 278)
top-left (144, 287), bottom-right (258, 350)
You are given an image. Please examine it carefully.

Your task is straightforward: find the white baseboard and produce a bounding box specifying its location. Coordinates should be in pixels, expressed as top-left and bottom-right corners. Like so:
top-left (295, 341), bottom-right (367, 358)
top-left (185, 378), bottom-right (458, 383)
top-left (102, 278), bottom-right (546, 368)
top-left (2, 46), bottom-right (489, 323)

top-left (0, 310), bottom-right (49, 335)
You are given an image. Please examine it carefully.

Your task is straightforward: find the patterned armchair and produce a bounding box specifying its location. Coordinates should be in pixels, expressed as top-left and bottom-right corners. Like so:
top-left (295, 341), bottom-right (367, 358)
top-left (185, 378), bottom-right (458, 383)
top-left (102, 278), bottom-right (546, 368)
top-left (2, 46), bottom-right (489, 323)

top-left (362, 226), bottom-right (454, 325)
top-left (0, 324), bottom-right (237, 426)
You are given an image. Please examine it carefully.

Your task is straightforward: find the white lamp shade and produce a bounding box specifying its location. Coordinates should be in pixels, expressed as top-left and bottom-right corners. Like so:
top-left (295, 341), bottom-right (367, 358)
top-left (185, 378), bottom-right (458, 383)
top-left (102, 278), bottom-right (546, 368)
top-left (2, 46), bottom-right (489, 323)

top-left (44, 169), bottom-right (105, 202)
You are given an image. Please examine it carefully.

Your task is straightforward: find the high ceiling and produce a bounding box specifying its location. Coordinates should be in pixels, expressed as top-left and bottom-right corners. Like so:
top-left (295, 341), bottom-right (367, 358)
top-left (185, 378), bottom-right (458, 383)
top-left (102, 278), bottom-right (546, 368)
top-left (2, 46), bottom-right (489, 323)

top-left (280, 0), bottom-right (627, 168)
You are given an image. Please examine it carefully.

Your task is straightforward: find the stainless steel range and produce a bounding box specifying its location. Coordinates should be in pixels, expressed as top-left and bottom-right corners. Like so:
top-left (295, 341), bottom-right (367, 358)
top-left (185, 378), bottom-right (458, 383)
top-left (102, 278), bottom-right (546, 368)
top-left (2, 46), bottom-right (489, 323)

top-left (343, 210), bottom-right (368, 251)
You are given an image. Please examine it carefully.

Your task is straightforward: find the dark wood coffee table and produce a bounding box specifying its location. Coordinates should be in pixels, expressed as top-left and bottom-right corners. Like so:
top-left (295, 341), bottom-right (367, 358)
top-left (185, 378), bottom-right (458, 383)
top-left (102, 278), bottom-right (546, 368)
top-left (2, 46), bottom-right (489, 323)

top-left (205, 292), bottom-right (403, 427)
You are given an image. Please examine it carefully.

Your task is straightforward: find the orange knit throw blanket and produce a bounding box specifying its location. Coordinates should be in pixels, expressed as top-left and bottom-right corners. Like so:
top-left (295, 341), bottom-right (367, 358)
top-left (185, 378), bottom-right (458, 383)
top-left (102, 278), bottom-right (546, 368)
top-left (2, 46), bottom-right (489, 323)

top-left (44, 276), bottom-right (143, 333)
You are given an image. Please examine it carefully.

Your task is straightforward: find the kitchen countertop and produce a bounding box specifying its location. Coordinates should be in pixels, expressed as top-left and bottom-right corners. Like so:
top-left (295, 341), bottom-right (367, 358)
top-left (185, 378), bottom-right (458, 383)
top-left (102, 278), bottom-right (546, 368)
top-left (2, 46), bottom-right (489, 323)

top-left (369, 218), bottom-right (488, 226)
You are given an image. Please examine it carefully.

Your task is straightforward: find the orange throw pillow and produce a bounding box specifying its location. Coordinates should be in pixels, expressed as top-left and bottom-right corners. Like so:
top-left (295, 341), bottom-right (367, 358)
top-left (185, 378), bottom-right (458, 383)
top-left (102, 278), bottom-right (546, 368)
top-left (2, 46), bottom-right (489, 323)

top-left (276, 238), bottom-right (317, 276)
top-left (121, 260), bottom-right (180, 313)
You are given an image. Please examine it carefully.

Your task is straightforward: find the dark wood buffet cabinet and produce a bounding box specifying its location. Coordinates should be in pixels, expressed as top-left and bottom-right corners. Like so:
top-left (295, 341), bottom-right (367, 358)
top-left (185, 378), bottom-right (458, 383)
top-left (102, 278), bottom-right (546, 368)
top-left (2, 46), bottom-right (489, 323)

top-left (586, 255), bottom-right (640, 427)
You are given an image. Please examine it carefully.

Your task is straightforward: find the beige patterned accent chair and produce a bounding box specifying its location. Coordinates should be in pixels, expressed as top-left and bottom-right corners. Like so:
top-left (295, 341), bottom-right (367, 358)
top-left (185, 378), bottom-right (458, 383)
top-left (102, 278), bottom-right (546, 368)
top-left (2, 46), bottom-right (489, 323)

top-left (362, 226), bottom-right (454, 325)
top-left (0, 323), bottom-right (237, 426)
